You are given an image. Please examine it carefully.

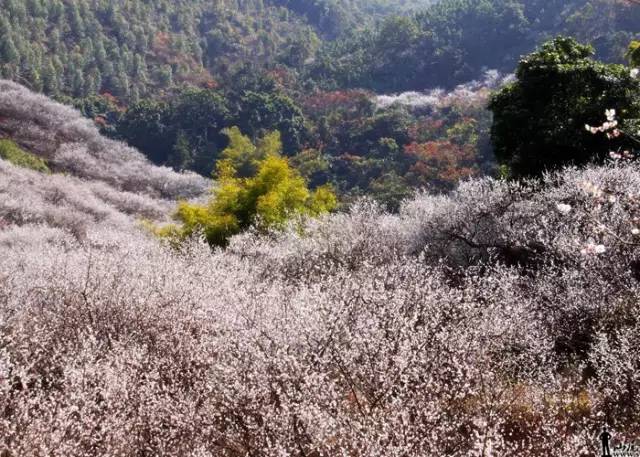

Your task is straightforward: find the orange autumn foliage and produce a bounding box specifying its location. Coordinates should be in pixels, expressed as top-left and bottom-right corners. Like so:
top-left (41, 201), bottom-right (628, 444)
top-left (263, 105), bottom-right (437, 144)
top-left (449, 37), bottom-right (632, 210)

top-left (404, 140), bottom-right (480, 190)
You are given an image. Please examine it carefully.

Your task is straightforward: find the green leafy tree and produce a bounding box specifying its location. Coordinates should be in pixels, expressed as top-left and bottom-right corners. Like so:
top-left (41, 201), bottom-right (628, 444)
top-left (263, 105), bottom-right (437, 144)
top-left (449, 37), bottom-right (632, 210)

top-left (238, 91), bottom-right (308, 156)
top-left (117, 100), bottom-right (173, 165)
top-left (170, 88), bottom-right (230, 174)
top-left (489, 36), bottom-right (640, 178)
top-left (117, 88), bottom-right (229, 174)
top-left (289, 148), bottom-right (330, 187)
top-left (170, 131), bottom-right (195, 171)
top-left (162, 128), bottom-right (337, 247)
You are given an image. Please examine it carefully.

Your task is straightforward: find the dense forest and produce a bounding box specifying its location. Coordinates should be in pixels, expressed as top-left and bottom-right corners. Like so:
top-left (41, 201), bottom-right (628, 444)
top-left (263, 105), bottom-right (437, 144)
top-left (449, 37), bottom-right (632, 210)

top-left (0, 0), bottom-right (439, 99)
top-left (1, 0), bottom-right (639, 207)
top-left (3, 0), bottom-right (640, 455)
top-left (1, 0), bottom-right (637, 97)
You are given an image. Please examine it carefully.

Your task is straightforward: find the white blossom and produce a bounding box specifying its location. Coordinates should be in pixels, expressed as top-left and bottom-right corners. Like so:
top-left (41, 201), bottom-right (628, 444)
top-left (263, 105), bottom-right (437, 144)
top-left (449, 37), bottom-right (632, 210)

top-left (581, 241), bottom-right (607, 255)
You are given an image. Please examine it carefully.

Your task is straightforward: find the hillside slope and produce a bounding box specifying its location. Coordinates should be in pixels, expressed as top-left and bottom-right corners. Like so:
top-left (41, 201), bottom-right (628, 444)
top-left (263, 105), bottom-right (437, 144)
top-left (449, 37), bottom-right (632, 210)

top-left (2, 0), bottom-right (636, 102)
top-left (2, 86), bottom-right (640, 455)
top-left (0, 0), bottom-right (317, 99)
top-left (310, 0), bottom-right (640, 91)
top-left (0, 0), bottom-right (436, 101)
top-left (0, 80), bottom-right (208, 243)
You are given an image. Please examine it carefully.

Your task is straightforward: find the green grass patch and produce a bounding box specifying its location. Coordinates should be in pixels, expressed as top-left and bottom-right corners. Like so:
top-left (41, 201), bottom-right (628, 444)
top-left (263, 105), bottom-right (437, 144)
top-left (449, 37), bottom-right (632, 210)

top-left (0, 139), bottom-right (50, 173)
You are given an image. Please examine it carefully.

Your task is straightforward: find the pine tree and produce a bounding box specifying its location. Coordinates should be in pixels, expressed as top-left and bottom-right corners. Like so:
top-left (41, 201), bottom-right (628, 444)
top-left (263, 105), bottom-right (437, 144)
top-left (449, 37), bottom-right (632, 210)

top-left (30, 68), bottom-right (43, 92)
top-left (72, 68), bottom-right (85, 97)
top-left (0, 35), bottom-right (20, 64)
top-left (42, 59), bottom-right (59, 94)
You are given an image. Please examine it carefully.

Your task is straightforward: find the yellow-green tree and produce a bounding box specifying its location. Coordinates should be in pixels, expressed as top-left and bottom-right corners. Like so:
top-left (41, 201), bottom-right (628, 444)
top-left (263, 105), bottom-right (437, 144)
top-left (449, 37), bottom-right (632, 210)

top-left (162, 128), bottom-right (337, 247)
top-left (627, 40), bottom-right (640, 67)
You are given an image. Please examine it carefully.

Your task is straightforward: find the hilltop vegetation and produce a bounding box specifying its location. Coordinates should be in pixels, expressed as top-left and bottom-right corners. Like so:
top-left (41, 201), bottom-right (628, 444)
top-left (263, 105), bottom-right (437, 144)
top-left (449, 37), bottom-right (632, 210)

top-left (0, 0), bottom-right (316, 99)
top-left (311, 0), bottom-right (640, 92)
